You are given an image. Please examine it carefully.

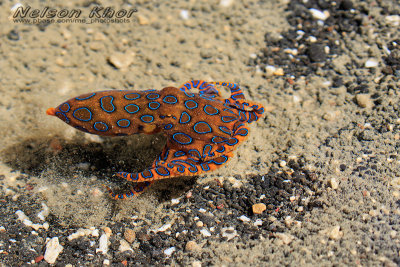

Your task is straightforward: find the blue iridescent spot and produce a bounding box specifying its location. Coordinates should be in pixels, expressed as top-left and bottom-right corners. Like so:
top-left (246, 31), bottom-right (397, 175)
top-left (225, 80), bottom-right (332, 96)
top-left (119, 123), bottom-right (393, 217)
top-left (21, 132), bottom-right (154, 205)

top-left (59, 102), bottom-right (70, 113)
top-left (164, 123), bottom-right (173, 130)
top-left (93, 121), bottom-right (109, 132)
top-left (172, 132), bottom-right (193, 145)
top-left (219, 126), bottom-right (232, 135)
top-left (221, 116), bottom-right (237, 123)
top-left (75, 92), bottom-right (96, 100)
top-left (140, 115), bottom-right (154, 123)
top-left (174, 151), bottom-right (186, 157)
top-left (183, 91), bottom-right (195, 98)
top-left (148, 101), bottom-right (161, 110)
top-left (141, 170), bottom-right (153, 179)
top-left (179, 111), bottom-right (191, 124)
top-left (100, 96), bottom-right (115, 113)
top-left (184, 100), bottom-right (198, 110)
top-left (116, 119), bottom-right (131, 128)
top-left (193, 121), bottom-right (212, 134)
top-left (155, 167), bottom-right (170, 177)
top-left (163, 95), bottom-right (178, 104)
top-left (72, 107), bottom-right (92, 122)
top-left (124, 93), bottom-right (141, 100)
top-left (203, 104), bottom-right (219, 115)
top-left (124, 104), bottom-right (140, 114)
top-left (146, 93), bottom-right (160, 100)
top-left (55, 112), bottom-right (70, 123)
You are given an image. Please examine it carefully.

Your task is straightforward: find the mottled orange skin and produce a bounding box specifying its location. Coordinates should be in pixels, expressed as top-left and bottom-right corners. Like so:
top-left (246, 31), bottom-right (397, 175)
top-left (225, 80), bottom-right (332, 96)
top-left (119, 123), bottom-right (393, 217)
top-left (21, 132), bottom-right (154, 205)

top-left (47, 80), bottom-right (264, 199)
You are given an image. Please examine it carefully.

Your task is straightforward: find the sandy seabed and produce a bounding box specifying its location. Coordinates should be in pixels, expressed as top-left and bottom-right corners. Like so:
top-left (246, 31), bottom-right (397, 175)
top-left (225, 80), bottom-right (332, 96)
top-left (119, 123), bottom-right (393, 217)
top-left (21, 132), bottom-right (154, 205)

top-left (0, 0), bottom-right (399, 266)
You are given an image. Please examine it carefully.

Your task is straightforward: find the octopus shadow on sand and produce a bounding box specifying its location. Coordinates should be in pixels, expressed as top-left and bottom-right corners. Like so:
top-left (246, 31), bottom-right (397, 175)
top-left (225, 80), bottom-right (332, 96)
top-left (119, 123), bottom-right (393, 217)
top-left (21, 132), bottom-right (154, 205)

top-left (1, 133), bottom-right (197, 204)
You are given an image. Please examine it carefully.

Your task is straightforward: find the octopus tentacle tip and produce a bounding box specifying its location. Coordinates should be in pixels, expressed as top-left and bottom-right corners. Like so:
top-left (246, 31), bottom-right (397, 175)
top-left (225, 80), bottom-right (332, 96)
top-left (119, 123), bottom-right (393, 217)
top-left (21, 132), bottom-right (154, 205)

top-left (46, 107), bottom-right (56, 116)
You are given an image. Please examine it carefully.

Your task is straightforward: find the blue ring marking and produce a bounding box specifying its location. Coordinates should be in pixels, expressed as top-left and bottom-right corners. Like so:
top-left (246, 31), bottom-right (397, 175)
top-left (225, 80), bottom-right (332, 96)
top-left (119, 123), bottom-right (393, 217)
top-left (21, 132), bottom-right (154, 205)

top-left (116, 119), bottom-right (131, 128)
top-left (124, 93), bottom-right (141, 100)
top-left (227, 137), bottom-right (239, 146)
top-left (55, 112), bottom-right (70, 123)
top-left (59, 102), bottom-right (70, 113)
top-left (162, 149), bottom-right (170, 161)
top-left (223, 108), bottom-right (236, 115)
top-left (163, 95), bottom-right (178, 104)
top-left (193, 121), bottom-right (212, 134)
top-left (211, 136), bottom-right (227, 144)
top-left (164, 123), bottom-right (174, 130)
top-left (148, 101), bottom-right (161, 110)
top-left (141, 170), bottom-right (153, 179)
top-left (75, 92), bottom-right (95, 100)
top-left (222, 116), bottom-right (237, 123)
top-left (93, 121), bottom-right (109, 132)
top-left (184, 91), bottom-right (195, 98)
top-left (100, 96), bottom-right (115, 113)
top-left (146, 93), bottom-right (160, 100)
top-left (124, 104), bottom-right (140, 114)
top-left (74, 125), bottom-right (88, 133)
top-left (211, 155), bottom-right (229, 165)
top-left (235, 128), bottom-right (249, 137)
top-left (200, 163), bottom-right (210, 171)
top-left (218, 126), bottom-right (232, 135)
top-left (172, 132), bottom-right (193, 145)
top-left (140, 115), bottom-right (154, 123)
top-left (203, 104), bottom-right (219, 115)
top-left (174, 151), bottom-right (186, 157)
top-left (72, 107), bottom-right (92, 122)
top-left (172, 159), bottom-right (198, 173)
top-left (184, 100), bottom-right (198, 110)
top-left (179, 111), bottom-right (191, 124)
top-left (202, 144), bottom-right (213, 158)
top-left (192, 80), bottom-right (200, 87)
top-left (188, 149), bottom-right (201, 159)
top-left (143, 89), bottom-right (156, 92)
top-left (239, 111), bottom-right (247, 121)
top-left (216, 145), bottom-right (225, 153)
top-left (130, 173), bottom-right (139, 181)
top-left (155, 167), bottom-right (170, 177)
top-left (118, 194), bottom-right (124, 199)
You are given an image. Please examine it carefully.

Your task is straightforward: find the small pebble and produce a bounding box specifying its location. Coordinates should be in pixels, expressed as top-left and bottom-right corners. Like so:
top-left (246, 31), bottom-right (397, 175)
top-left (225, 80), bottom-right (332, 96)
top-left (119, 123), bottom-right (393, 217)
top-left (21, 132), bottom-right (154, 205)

top-left (96, 234), bottom-right (108, 254)
top-left (119, 240), bottom-right (133, 253)
top-left (124, 229), bottom-right (136, 243)
top-left (44, 237), bottom-right (63, 264)
top-left (328, 178), bottom-right (339, 189)
top-left (221, 227), bottom-right (237, 240)
top-left (219, 0), bottom-right (234, 7)
top-left (196, 221), bottom-right (204, 227)
top-left (275, 233), bottom-right (294, 245)
top-left (185, 240), bottom-right (200, 251)
top-left (252, 203), bottom-right (267, 214)
top-left (273, 68), bottom-right (284, 76)
top-left (107, 52), bottom-right (135, 69)
top-left (239, 215), bottom-right (251, 222)
top-left (103, 227), bottom-right (112, 237)
top-left (164, 247), bottom-right (176, 256)
top-left (365, 58), bottom-right (379, 68)
top-left (200, 228), bottom-right (211, 237)
top-left (309, 8), bottom-right (330, 20)
top-left (386, 15), bottom-right (400, 26)
top-left (328, 225), bottom-right (343, 240)
top-left (356, 94), bottom-right (374, 108)
top-left (157, 223), bottom-right (172, 232)
top-left (180, 10), bottom-right (189, 20)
